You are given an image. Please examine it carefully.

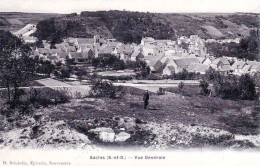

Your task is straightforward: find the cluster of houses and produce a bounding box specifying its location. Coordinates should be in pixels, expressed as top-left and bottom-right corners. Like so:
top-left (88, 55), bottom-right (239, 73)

top-left (14, 24), bottom-right (38, 43)
top-left (14, 23), bottom-right (258, 77)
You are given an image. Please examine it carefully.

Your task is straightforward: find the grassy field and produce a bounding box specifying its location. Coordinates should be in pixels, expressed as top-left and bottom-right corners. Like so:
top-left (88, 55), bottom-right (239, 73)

top-left (43, 86), bottom-right (258, 136)
top-left (0, 85), bottom-right (259, 149)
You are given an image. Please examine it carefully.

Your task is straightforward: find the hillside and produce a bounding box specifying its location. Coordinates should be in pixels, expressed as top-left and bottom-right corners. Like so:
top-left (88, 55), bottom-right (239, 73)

top-left (0, 12), bottom-right (62, 32)
top-left (1, 11), bottom-right (259, 43)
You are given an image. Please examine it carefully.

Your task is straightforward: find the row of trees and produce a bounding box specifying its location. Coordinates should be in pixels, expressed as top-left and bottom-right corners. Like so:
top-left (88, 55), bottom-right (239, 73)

top-left (92, 54), bottom-right (126, 70)
top-left (201, 68), bottom-right (257, 100)
top-left (91, 54), bottom-right (151, 79)
top-left (206, 30), bottom-right (259, 61)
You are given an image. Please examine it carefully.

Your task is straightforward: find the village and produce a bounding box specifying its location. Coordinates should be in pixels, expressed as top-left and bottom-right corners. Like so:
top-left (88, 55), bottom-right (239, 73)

top-left (15, 24), bottom-right (260, 79)
top-left (0, 18), bottom-right (259, 150)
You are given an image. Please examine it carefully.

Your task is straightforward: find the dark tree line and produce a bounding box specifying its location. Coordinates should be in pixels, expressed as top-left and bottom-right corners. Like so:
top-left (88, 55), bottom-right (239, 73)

top-left (92, 54), bottom-right (126, 70)
top-left (34, 10), bottom-right (176, 44)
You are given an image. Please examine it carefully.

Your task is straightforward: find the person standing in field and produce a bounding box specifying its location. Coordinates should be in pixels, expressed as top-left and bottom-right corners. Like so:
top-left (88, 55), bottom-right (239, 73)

top-left (143, 89), bottom-right (150, 109)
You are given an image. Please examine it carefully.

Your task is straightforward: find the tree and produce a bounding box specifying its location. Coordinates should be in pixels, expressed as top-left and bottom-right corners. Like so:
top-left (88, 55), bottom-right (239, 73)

top-left (89, 80), bottom-right (121, 99)
top-left (75, 68), bottom-right (88, 82)
top-left (35, 38), bottom-right (44, 48)
top-left (238, 74), bottom-right (256, 100)
top-left (0, 30), bottom-right (33, 104)
top-left (199, 80), bottom-right (210, 96)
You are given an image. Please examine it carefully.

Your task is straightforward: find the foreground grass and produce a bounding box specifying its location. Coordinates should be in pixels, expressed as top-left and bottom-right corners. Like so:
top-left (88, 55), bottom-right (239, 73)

top-left (0, 86), bottom-right (259, 149)
top-left (43, 86), bottom-right (258, 136)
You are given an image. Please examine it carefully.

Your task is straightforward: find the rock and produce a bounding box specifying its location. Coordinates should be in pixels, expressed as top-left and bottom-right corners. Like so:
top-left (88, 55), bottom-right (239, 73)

top-left (99, 131), bottom-right (115, 142)
top-left (115, 132), bottom-right (131, 142)
top-left (32, 125), bottom-right (40, 135)
top-left (19, 136), bottom-right (28, 139)
top-left (34, 113), bottom-right (43, 122)
top-left (135, 118), bottom-right (146, 124)
top-left (7, 118), bottom-right (15, 123)
top-left (89, 127), bottom-right (113, 134)
top-left (89, 127), bottom-right (115, 142)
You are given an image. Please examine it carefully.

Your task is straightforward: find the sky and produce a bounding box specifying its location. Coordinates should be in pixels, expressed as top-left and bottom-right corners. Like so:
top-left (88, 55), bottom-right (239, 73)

top-left (0, 0), bottom-right (259, 14)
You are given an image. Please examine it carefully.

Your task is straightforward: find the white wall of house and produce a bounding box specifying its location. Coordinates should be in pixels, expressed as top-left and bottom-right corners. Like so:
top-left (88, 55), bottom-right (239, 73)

top-left (162, 67), bottom-right (174, 75)
top-left (143, 47), bottom-right (154, 56)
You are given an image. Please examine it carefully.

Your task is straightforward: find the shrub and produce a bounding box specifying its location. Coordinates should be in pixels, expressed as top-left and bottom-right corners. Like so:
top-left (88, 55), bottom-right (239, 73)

top-left (174, 69), bottom-right (196, 80)
top-left (199, 80), bottom-right (210, 96)
top-left (214, 74), bottom-right (256, 100)
top-left (178, 82), bottom-right (185, 91)
top-left (238, 74), bottom-right (256, 100)
top-left (157, 87), bottom-right (165, 95)
top-left (28, 87), bottom-right (71, 107)
top-left (89, 80), bottom-right (122, 99)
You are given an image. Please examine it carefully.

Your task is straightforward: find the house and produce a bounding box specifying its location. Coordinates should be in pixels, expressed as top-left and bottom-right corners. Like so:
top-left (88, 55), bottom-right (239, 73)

top-left (108, 41), bottom-right (122, 49)
top-left (48, 49), bottom-right (62, 56)
top-left (107, 39), bottom-right (117, 42)
top-left (23, 36), bottom-right (38, 43)
top-left (156, 40), bottom-right (171, 47)
top-left (57, 52), bottom-right (71, 59)
top-left (115, 45), bottom-right (134, 60)
top-left (249, 64), bottom-right (260, 73)
top-left (182, 53), bottom-right (197, 59)
top-left (250, 65), bottom-right (260, 73)
top-left (187, 63), bottom-right (210, 74)
top-left (232, 61), bottom-right (246, 74)
top-left (142, 45), bottom-right (155, 56)
top-left (75, 38), bottom-right (94, 47)
top-left (196, 57), bottom-right (206, 64)
top-left (120, 53), bottom-right (131, 62)
top-left (141, 37), bottom-right (155, 46)
top-left (70, 52), bottom-right (89, 63)
top-left (160, 57), bottom-right (169, 64)
top-left (162, 66), bottom-right (175, 75)
top-left (47, 56), bottom-right (59, 64)
top-left (217, 65), bottom-right (233, 75)
top-left (146, 59), bottom-right (160, 72)
top-left (153, 46), bottom-right (165, 57)
top-left (210, 57), bottom-right (230, 69)
top-left (65, 37), bottom-right (78, 46)
top-left (83, 48), bottom-right (95, 59)
top-left (166, 58), bottom-right (200, 73)
top-left (202, 58), bottom-right (211, 65)
top-left (98, 46), bottom-right (114, 55)
top-left (36, 48), bottom-right (50, 55)
top-left (130, 51), bottom-right (144, 61)
top-left (153, 60), bottom-right (164, 73)
top-left (241, 65), bottom-right (251, 74)
top-left (246, 61), bottom-right (260, 73)
top-left (64, 45), bottom-right (77, 52)
top-left (77, 45), bottom-right (94, 52)
top-left (57, 52), bottom-right (71, 64)
top-left (165, 50), bottom-right (176, 58)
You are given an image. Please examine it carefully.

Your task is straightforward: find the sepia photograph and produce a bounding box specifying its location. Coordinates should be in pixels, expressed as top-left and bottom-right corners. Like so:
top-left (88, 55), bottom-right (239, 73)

top-left (0, 0), bottom-right (259, 165)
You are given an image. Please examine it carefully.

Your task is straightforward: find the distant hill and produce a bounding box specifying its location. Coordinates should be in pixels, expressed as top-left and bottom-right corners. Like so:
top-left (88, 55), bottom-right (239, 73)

top-left (0, 12), bottom-right (62, 32)
top-left (1, 11), bottom-right (259, 43)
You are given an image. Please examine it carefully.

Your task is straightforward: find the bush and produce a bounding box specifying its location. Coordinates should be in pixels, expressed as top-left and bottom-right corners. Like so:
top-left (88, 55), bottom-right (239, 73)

top-left (28, 88), bottom-right (71, 107)
top-left (214, 74), bottom-right (256, 100)
top-left (178, 82), bottom-right (184, 91)
top-left (157, 87), bottom-right (165, 95)
top-left (238, 74), bottom-right (256, 100)
top-left (173, 69), bottom-right (196, 80)
top-left (199, 80), bottom-right (210, 96)
top-left (89, 80), bottom-right (123, 99)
